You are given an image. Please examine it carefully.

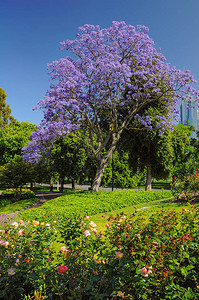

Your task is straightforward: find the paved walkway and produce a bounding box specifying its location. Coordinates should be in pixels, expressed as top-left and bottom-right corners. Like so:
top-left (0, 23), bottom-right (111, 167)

top-left (38, 183), bottom-right (148, 191)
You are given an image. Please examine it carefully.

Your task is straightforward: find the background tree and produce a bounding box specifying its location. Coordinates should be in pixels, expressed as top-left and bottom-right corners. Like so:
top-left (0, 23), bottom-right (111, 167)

top-left (0, 88), bottom-right (15, 128)
top-left (119, 100), bottom-right (174, 190)
top-left (122, 128), bottom-right (173, 191)
top-left (0, 121), bottom-right (36, 166)
top-left (102, 150), bottom-right (142, 189)
top-left (190, 129), bottom-right (199, 162)
top-left (0, 161), bottom-right (34, 200)
top-left (171, 123), bottom-right (193, 174)
top-left (171, 129), bottom-right (199, 199)
top-left (24, 22), bottom-right (199, 192)
top-left (50, 134), bottom-right (87, 191)
top-left (121, 122), bottom-right (194, 191)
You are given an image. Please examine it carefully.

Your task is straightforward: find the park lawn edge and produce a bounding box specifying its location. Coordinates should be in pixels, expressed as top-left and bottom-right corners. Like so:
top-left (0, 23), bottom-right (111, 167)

top-left (16, 189), bottom-right (172, 222)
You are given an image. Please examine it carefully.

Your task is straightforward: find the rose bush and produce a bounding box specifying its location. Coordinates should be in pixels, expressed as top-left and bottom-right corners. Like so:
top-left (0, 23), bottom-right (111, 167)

top-left (172, 170), bottom-right (199, 201)
top-left (0, 206), bottom-right (198, 299)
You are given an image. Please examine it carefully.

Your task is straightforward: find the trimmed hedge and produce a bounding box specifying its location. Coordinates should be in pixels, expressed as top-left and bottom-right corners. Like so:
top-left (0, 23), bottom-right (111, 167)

top-left (0, 189), bottom-right (35, 208)
top-left (0, 188), bottom-right (34, 199)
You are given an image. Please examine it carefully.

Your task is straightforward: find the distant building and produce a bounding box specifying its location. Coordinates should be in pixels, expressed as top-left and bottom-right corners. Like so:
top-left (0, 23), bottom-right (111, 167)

top-left (180, 100), bottom-right (199, 138)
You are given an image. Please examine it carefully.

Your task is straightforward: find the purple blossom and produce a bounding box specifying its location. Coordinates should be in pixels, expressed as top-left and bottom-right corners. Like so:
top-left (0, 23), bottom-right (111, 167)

top-left (23, 21), bottom-right (199, 184)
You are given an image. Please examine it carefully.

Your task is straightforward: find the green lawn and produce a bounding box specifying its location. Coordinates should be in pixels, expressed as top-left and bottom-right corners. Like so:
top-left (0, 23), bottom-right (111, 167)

top-left (0, 198), bottom-right (36, 214)
top-left (90, 198), bottom-right (197, 232)
top-left (1, 189), bottom-right (197, 232)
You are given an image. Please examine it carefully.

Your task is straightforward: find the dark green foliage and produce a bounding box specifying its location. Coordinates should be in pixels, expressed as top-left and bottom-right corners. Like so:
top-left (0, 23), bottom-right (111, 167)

top-left (0, 161), bottom-right (35, 199)
top-left (171, 123), bottom-right (193, 167)
top-left (50, 133), bottom-right (88, 189)
top-left (171, 129), bottom-right (199, 200)
top-left (0, 189), bottom-right (35, 208)
top-left (102, 150), bottom-right (142, 188)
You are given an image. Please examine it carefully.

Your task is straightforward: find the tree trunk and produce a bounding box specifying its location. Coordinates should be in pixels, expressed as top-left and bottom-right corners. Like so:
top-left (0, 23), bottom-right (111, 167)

top-left (72, 179), bottom-right (75, 190)
top-left (57, 179), bottom-right (59, 191)
top-left (60, 177), bottom-right (64, 192)
top-left (145, 164), bottom-right (152, 191)
top-left (50, 176), bottom-right (53, 192)
top-left (90, 151), bottom-right (114, 193)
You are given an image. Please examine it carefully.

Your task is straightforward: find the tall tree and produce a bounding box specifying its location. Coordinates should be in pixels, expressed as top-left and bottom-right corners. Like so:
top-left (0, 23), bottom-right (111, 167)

top-left (23, 22), bottom-right (199, 192)
top-left (102, 149), bottom-right (142, 189)
top-left (0, 121), bottom-right (36, 165)
top-left (123, 123), bottom-right (193, 190)
top-left (0, 161), bottom-right (34, 200)
top-left (123, 128), bottom-right (174, 190)
top-left (50, 134), bottom-right (87, 190)
top-left (0, 88), bottom-right (15, 128)
top-left (171, 123), bottom-right (193, 170)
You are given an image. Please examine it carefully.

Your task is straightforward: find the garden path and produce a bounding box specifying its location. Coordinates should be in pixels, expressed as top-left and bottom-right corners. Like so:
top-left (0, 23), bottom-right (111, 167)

top-left (21, 192), bottom-right (63, 210)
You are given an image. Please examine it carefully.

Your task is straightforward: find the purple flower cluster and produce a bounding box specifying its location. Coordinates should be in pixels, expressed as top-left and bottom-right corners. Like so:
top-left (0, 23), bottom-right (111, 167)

top-left (23, 21), bottom-right (199, 162)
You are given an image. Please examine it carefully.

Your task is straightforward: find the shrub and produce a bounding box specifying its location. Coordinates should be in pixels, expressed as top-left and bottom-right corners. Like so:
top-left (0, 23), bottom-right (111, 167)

top-left (1, 188), bottom-right (35, 200)
top-left (0, 189), bottom-right (35, 209)
top-left (172, 171), bottom-right (199, 201)
top-left (0, 206), bottom-right (198, 299)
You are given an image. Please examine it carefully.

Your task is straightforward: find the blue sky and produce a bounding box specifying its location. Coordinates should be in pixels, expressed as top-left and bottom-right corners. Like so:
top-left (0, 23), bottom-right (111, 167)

top-left (1, 0), bottom-right (199, 125)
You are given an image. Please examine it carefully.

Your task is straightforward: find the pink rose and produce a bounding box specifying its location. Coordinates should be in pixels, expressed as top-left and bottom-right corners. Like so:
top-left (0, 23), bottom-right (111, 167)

top-left (84, 230), bottom-right (91, 236)
top-left (89, 221), bottom-right (97, 227)
top-left (60, 246), bottom-right (68, 252)
top-left (115, 251), bottom-right (124, 258)
top-left (7, 267), bottom-right (16, 275)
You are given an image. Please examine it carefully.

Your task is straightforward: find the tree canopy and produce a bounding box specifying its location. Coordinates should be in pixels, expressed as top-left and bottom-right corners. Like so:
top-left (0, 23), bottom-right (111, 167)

top-left (0, 121), bottom-right (36, 165)
top-left (50, 134), bottom-right (87, 190)
top-left (23, 21), bottom-right (199, 192)
top-left (0, 88), bottom-right (15, 128)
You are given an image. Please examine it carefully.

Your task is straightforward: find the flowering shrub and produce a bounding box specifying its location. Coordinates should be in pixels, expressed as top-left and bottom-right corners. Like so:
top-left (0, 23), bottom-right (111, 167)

top-left (0, 212), bottom-right (17, 228)
top-left (0, 206), bottom-right (198, 299)
top-left (172, 171), bottom-right (199, 201)
top-left (0, 219), bottom-right (58, 299)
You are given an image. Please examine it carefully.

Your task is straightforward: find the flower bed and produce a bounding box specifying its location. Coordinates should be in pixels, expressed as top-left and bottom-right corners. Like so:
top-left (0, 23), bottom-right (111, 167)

top-left (0, 205), bottom-right (198, 299)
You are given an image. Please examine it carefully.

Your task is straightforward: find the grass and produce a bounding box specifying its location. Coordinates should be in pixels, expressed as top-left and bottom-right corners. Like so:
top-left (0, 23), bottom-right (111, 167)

top-left (0, 198), bottom-right (37, 214)
top-left (15, 189), bottom-right (172, 222)
top-left (90, 198), bottom-right (197, 232)
top-left (137, 179), bottom-right (171, 190)
top-left (0, 188), bottom-right (197, 230)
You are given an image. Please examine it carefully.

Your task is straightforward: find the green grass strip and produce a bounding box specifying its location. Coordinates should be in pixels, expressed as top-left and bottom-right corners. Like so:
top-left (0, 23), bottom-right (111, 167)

top-left (18, 189), bottom-right (172, 221)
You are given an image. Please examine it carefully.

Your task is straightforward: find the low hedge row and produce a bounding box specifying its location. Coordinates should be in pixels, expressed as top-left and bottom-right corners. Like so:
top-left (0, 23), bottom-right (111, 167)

top-left (0, 189), bottom-right (35, 208)
top-left (0, 189), bottom-right (35, 200)
top-left (18, 189), bottom-right (172, 221)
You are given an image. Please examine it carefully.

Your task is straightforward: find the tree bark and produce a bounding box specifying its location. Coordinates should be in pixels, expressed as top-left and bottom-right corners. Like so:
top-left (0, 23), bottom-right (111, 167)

top-left (90, 149), bottom-right (114, 193)
top-left (50, 176), bottom-right (53, 192)
top-left (57, 179), bottom-right (59, 191)
top-left (72, 179), bottom-right (75, 190)
top-left (145, 164), bottom-right (152, 191)
top-left (60, 177), bottom-right (64, 192)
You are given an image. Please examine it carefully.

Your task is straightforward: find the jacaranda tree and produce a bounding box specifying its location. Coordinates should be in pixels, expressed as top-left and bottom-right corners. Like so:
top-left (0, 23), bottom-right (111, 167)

top-left (23, 21), bottom-right (199, 192)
